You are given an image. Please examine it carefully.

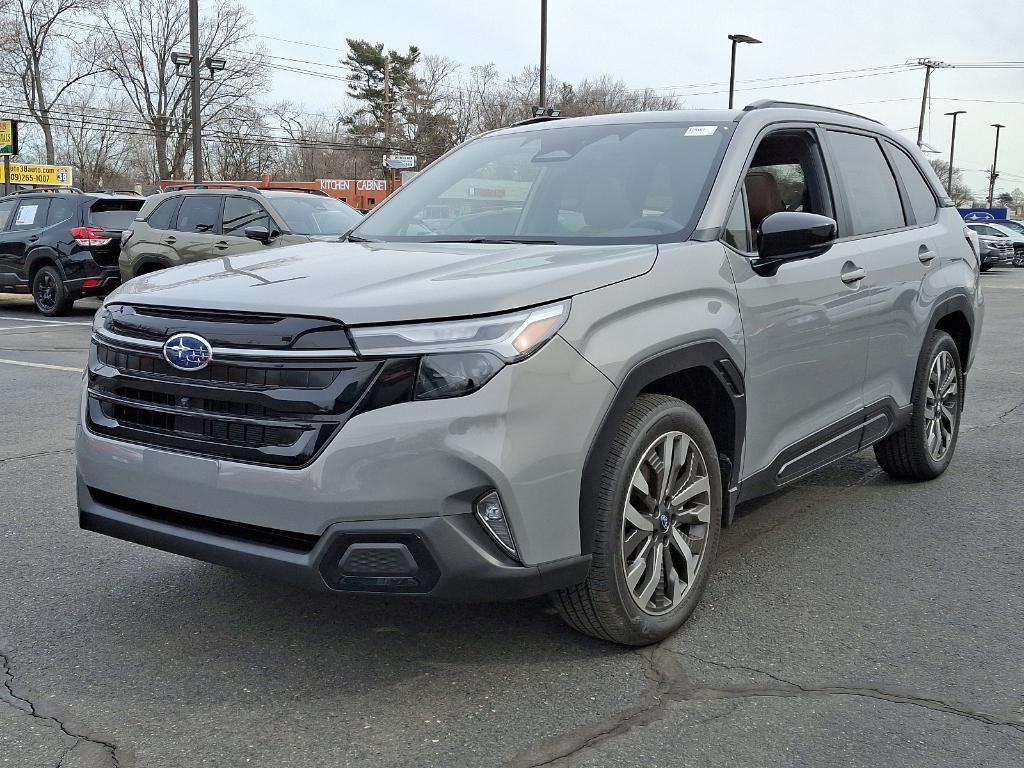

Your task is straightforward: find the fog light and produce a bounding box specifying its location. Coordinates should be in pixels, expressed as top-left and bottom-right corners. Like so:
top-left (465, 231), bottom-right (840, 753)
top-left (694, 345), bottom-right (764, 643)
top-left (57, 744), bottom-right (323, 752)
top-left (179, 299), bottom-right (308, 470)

top-left (475, 490), bottom-right (519, 561)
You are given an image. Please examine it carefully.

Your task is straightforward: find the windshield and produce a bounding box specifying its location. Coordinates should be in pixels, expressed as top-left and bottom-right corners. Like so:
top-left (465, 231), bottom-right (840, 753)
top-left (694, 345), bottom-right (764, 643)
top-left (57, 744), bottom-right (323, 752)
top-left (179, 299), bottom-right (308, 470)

top-left (271, 195), bottom-right (362, 235)
top-left (351, 121), bottom-right (733, 244)
top-left (996, 220), bottom-right (1024, 235)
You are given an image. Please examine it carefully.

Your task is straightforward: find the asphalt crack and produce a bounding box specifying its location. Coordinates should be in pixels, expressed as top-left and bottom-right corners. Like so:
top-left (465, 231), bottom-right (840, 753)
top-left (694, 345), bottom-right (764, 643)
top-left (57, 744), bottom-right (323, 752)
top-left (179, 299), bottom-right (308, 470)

top-left (1, 651), bottom-right (121, 768)
top-left (0, 448), bottom-right (74, 464)
top-left (963, 397), bottom-right (1024, 431)
top-left (505, 648), bottom-right (1024, 767)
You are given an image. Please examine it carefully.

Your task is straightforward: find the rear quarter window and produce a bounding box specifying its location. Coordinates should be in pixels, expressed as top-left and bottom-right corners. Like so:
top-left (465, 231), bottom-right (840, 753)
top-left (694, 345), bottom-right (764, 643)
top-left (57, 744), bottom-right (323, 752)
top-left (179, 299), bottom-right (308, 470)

top-left (144, 197), bottom-right (182, 230)
top-left (886, 145), bottom-right (938, 225)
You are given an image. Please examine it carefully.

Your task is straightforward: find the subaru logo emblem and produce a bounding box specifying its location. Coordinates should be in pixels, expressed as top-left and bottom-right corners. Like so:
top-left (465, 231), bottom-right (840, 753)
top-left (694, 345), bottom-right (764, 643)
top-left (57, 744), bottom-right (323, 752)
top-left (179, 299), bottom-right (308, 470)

top-left (163, 332), bottom-right (213, 371)
top-left (659, 513), bottom-right (671, 532)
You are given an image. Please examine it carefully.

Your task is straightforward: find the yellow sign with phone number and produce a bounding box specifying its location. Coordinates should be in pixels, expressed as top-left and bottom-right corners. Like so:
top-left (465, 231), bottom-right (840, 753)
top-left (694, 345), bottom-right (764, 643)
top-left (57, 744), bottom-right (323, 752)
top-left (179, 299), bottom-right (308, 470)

top-left (0, 163), bottom-right (73, 186)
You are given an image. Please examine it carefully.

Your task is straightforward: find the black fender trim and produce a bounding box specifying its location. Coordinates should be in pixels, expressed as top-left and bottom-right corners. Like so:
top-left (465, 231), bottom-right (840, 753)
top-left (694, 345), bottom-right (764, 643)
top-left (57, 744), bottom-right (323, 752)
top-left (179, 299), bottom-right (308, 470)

top-left (920, 291), bottom-right (975, 372)
top-left (579, 340), bottom-right (747, 554)
top-left (25, 249), bottom-right (67, 283)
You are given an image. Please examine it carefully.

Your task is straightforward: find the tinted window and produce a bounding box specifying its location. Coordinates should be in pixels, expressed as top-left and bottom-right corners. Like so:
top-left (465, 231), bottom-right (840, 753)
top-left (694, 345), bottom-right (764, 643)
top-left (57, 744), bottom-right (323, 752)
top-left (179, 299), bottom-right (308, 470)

top-left (0, 199), bottom-right (15, 229)
top-left (222, 196), bottom-right (271, 236)
top-left (10, 199), bottom-right (50, 231)
top-left (146, 198), bottom-right (181, 230)
top-left (175, 196), bottom-right (222, 234)
top-left (827, 131), bottom-right (904, 235)
top-left (888, 146), bottom-right (938, 224)
top-left (352, 122), bottom-right (732, 244)
top-left (46, 198), bottom-right (76, 226)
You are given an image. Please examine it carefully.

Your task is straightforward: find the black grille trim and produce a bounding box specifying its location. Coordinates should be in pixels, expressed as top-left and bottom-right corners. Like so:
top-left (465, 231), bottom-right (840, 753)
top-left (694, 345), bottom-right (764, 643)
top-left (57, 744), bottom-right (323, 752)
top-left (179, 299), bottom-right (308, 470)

top-left (87, 487), bottom-right (320, 553)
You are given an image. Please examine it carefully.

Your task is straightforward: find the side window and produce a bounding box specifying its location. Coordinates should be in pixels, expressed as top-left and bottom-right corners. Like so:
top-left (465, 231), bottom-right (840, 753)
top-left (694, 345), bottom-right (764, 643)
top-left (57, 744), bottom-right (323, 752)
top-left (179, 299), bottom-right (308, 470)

top-left (722, 191), bottom-right (750, 252)
top-left (174, 195), bottom-right (222, 234)
top-left (0, 199), bottom-right (17, 230)
top-left (887, 145), bottom-right (938, 225)
top-left (10, 199), bottom-right (50, 231)
top-left (826, 131), bottom-right (905, 235)
top-left (146, 197), bottom-right (181, 230)
top-left (743, 130), bottom-right (832, 236)
top-left (222, 197), bottom-right (271, 237)
top-left (46, 198), bottom-right (76, 226)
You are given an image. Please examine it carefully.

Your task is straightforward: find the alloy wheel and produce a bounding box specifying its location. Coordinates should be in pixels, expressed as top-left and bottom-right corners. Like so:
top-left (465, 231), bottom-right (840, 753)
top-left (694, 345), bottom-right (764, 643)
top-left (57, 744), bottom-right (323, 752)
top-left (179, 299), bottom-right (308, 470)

top-left (924, 350), bottom-right (958, 461)
top-left (621, 430), bottom-right (712, 615)
top-left (36, 272), bottom-right (57, 312)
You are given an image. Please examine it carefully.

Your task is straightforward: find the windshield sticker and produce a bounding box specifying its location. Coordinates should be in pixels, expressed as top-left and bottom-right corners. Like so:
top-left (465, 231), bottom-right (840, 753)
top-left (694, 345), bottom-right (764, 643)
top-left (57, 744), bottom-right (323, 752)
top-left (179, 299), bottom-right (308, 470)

top-left (14, 205), bottom-right (38, 226)
top-left (684, 126), bottom-right (718, 137)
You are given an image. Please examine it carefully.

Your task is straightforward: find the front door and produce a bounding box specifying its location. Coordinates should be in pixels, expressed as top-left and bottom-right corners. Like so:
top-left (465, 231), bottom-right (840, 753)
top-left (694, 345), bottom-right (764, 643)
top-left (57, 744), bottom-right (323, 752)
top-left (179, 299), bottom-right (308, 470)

top-left (0, 198), bottom-right (50, 281)
top-left (722, 128), bottom-right (873, 485)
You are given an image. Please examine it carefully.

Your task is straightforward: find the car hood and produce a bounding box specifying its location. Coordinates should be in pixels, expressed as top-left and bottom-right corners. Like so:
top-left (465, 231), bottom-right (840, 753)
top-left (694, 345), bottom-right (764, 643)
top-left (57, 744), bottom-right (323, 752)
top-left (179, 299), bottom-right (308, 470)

top-left (110, 240), bottom-right (658, 324)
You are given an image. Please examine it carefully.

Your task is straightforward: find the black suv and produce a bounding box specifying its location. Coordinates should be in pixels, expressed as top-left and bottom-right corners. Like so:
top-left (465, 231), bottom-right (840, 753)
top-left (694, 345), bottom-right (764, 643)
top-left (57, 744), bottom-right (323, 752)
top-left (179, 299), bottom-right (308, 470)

top-left (0, 188), bottom-right (145, 315)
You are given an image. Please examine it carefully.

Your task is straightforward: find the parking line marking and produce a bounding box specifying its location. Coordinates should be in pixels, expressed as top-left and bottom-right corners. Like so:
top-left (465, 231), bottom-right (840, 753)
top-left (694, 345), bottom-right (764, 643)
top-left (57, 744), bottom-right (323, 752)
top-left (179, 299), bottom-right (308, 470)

top-left (0, 324), bottom-right (91, 332)
top-left (0, 316), bottom-right (91, 326)
top-left (0, 358), bottom-right (82, 373)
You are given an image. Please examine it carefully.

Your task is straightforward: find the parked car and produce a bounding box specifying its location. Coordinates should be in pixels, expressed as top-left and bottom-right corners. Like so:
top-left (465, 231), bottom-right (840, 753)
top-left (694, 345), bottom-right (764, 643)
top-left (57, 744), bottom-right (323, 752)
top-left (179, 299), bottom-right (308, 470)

top-left (965, 221), bottom-right (1024, 268)
top-left (0, 188), bottom-right (144, 315)
top-left (119, 186), bottom-right (363, 281)
top-left (985, 219), bottom-right (1024, 266)
top-left (78, 102), bottom-right (982, 645)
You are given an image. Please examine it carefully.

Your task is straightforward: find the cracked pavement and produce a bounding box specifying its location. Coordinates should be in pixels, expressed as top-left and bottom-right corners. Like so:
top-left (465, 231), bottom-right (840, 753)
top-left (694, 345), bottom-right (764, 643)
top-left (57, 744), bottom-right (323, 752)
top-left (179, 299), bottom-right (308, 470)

top-left (2, 270), bottom-right (1024, 767)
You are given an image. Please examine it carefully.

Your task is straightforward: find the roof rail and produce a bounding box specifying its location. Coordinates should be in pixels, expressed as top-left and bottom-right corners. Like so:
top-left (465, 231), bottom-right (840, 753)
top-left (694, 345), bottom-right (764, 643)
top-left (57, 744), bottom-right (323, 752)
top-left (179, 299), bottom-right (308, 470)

top-left (101, 189), bottom-right (144, 196)
top-left (163, 183), bottom-right (263, 193)
top-left (742, 100), bottom-right (881, 125)
top-left (7, 186), bottom-right (83, 195)
top-left (510, 115), bottom-right (566, 128)
top-left (262, 187), bottom-right (329, 196)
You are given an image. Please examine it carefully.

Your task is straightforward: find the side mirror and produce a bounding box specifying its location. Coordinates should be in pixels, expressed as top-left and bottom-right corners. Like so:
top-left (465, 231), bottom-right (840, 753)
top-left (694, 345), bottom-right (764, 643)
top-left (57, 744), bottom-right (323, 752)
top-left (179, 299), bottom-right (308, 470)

top-left (244, 225), bottom-right (278, 245)
top-left (752, 212), bottom-right (837, 277)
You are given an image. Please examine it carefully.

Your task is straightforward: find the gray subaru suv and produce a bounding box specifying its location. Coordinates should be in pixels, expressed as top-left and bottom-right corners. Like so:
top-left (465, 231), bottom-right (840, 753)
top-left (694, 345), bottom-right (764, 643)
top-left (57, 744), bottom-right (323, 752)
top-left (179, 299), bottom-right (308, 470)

top-left (77, 101), bottom-right (983, 645)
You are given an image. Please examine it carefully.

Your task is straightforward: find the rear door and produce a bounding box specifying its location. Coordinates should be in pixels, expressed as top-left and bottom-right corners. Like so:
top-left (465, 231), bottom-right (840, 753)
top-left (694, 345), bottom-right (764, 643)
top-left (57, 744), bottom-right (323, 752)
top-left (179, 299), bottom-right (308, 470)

top-left (0, 197), bottom-right (50, 280)
top-left (821, 130), bottom-right (943, 416)
top-left (170, 194), bottom-right (224, 266)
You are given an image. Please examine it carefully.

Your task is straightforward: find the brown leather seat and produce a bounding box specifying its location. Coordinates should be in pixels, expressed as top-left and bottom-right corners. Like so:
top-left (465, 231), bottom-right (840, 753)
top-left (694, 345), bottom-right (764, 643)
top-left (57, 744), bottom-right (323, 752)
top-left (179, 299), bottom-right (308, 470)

top-left (744, 170), bottom-right (784, 232)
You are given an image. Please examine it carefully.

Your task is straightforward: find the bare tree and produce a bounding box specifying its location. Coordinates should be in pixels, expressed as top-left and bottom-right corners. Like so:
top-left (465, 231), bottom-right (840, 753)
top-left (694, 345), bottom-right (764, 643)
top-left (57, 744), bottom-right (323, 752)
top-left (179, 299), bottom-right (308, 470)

top-left (0, 0), bottom-right (103, 163)
top-left (98, 0), bottom-right (267, 180)
top-left (205, 103), bottom-right (281, 180)
top-left (929, 159), bottom-right (973, 206)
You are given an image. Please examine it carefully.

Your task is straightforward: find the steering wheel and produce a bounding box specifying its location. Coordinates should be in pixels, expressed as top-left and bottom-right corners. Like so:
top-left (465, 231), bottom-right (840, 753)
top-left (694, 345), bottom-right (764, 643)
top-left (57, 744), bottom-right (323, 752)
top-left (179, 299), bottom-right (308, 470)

top-left (623, 217), bottom-right (682, 233)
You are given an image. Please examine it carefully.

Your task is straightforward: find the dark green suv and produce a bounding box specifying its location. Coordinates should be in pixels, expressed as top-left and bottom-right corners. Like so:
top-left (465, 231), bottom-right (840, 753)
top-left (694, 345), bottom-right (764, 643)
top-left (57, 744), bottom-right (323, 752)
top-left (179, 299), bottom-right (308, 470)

top-left (119, 187), bottom-right (362, 280)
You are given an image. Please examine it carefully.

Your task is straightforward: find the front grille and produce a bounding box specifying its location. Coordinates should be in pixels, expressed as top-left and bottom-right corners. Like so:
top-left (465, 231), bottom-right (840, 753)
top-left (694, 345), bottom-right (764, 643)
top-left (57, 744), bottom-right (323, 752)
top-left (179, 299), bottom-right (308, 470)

top-left (87, 306), bottom-right (382, 467)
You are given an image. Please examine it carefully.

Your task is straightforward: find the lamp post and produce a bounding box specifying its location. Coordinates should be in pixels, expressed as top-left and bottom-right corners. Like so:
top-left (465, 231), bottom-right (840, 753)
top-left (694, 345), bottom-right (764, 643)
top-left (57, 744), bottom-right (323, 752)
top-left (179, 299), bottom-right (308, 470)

top-left (728, 34), bottom-right (761, 109)
top-left (539, 0), bottom-right (548, 108)
top-left (987, 123), bottom-right (1005, 209)
top-left (944, 110), bottom-right (966, 194)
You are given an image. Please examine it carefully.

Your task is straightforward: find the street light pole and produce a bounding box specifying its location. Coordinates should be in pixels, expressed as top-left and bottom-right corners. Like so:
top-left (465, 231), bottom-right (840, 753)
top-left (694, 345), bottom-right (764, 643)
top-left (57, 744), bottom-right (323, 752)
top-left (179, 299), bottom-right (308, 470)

top-left (189, 0), bottom-right (202, 184)
top-left (727, 34), bottom-right (761, 109)
top-left (944, 110), bottom-right (966, 194)
top-left (539, 0), bottom-right (548, 108)
top-left (987, 123), bottom-right (1005, 209)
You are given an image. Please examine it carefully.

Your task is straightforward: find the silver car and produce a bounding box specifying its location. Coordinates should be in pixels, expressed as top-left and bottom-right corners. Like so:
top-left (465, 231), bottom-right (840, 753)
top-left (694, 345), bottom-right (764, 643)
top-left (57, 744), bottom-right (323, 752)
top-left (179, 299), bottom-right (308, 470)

top-left (77, 101), bottom-right (982, 645)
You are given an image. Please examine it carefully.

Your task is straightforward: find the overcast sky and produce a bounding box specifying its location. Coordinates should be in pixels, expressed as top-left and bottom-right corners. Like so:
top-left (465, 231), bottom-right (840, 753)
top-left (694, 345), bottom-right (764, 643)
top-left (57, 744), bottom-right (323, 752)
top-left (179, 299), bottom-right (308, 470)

top-left (242, 0), bottom-right (1023, 198)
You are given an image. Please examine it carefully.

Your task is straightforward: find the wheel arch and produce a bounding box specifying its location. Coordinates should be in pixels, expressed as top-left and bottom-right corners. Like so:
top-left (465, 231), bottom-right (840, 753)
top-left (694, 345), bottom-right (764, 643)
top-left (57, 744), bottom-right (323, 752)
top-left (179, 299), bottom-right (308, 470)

top-left (132, 256), bottom-right (172, 276)
top-left (924, 292), bottom-right (974, 374)
top-left (26, 249), bottom-right (66, 283)
top-left (579, 341), bottom-right (747, 554)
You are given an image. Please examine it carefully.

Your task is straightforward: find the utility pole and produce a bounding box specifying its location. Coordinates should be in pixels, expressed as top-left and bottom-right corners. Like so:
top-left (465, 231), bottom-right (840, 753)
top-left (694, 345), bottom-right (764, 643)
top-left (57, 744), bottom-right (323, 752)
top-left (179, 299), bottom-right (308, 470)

top-left (539, 0), bottom-right (548, 108)
top-left (382, 56), bottom-right (392, 187)
top-left (987, 123), bottom-right (1005, 209)
top-left (915, 59), bottom-right (947, 147)
top-left (944, 110), bottom-right (966, 194)
top-left (189, 0), bottom-right (202, 184)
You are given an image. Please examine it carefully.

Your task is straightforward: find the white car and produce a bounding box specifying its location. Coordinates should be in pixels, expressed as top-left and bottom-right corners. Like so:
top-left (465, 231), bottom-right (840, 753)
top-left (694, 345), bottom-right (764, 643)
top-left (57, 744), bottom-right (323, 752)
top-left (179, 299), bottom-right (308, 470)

top-left (965, 222), bottom-right (1024, 268)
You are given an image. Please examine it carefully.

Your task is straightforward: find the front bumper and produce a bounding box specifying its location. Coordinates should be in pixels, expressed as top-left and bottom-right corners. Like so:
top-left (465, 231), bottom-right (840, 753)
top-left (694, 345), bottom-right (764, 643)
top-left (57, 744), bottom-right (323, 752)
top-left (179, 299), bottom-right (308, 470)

top-left (76, 335), bottom-right (614, 594)
top-left (78, 480), bottom-right (591, 601)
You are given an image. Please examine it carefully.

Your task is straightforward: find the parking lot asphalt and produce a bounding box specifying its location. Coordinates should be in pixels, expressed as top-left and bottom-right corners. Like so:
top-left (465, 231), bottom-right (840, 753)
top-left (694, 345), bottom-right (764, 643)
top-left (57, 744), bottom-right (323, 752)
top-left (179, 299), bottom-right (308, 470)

top-left (1, 271), bottom-right (1022, 768)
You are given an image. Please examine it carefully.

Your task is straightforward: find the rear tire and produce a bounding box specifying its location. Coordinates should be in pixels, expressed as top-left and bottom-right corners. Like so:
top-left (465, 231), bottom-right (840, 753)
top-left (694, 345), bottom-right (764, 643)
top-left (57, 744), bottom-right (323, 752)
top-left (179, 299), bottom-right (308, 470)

top-left (32, 265), bottom-right (73, 316)
top-left (874, 331), bottom-right (962, 480)
top-left (552, 394), bottom-right (722, 646)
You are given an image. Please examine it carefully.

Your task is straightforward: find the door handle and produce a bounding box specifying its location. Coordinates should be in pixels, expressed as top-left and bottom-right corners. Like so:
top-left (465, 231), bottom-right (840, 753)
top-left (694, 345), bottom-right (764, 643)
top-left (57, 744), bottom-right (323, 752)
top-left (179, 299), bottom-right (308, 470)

top-left (918, 245), bottom-right (936, 264)
top-left (27, 235), bottom-right (39, 242)
top-left (840, 266), bottom-right (866, 285)
top-left (163, 235), bottom-right (177, 244)
top-left (214, 240), bottom-right (229, 250)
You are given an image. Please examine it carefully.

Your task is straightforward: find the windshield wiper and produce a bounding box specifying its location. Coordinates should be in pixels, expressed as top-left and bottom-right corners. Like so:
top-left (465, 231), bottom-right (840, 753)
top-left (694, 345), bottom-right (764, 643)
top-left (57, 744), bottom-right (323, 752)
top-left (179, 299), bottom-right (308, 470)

top-left (346, 233), bottom-right (377, 243)
top-left (428, 237), bottom-right (559, 245)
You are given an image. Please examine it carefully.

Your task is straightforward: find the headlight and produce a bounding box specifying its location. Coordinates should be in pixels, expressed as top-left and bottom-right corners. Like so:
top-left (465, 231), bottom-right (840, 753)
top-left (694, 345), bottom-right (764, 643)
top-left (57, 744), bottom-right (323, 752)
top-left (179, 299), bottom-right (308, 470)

top-left (349, 300), bottom-right (570, 362)
top-left (415, 352), bottom-right (504, 399)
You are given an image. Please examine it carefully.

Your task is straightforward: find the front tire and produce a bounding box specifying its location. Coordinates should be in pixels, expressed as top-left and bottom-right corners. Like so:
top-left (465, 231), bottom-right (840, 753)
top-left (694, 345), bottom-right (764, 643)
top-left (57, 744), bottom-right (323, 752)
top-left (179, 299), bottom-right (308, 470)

top-left (553, 394), bottom-right (722, 645)
top-left (874, 331), bottom-right (962, 480)
top-left (32, 265), bottom-right (73, 316)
